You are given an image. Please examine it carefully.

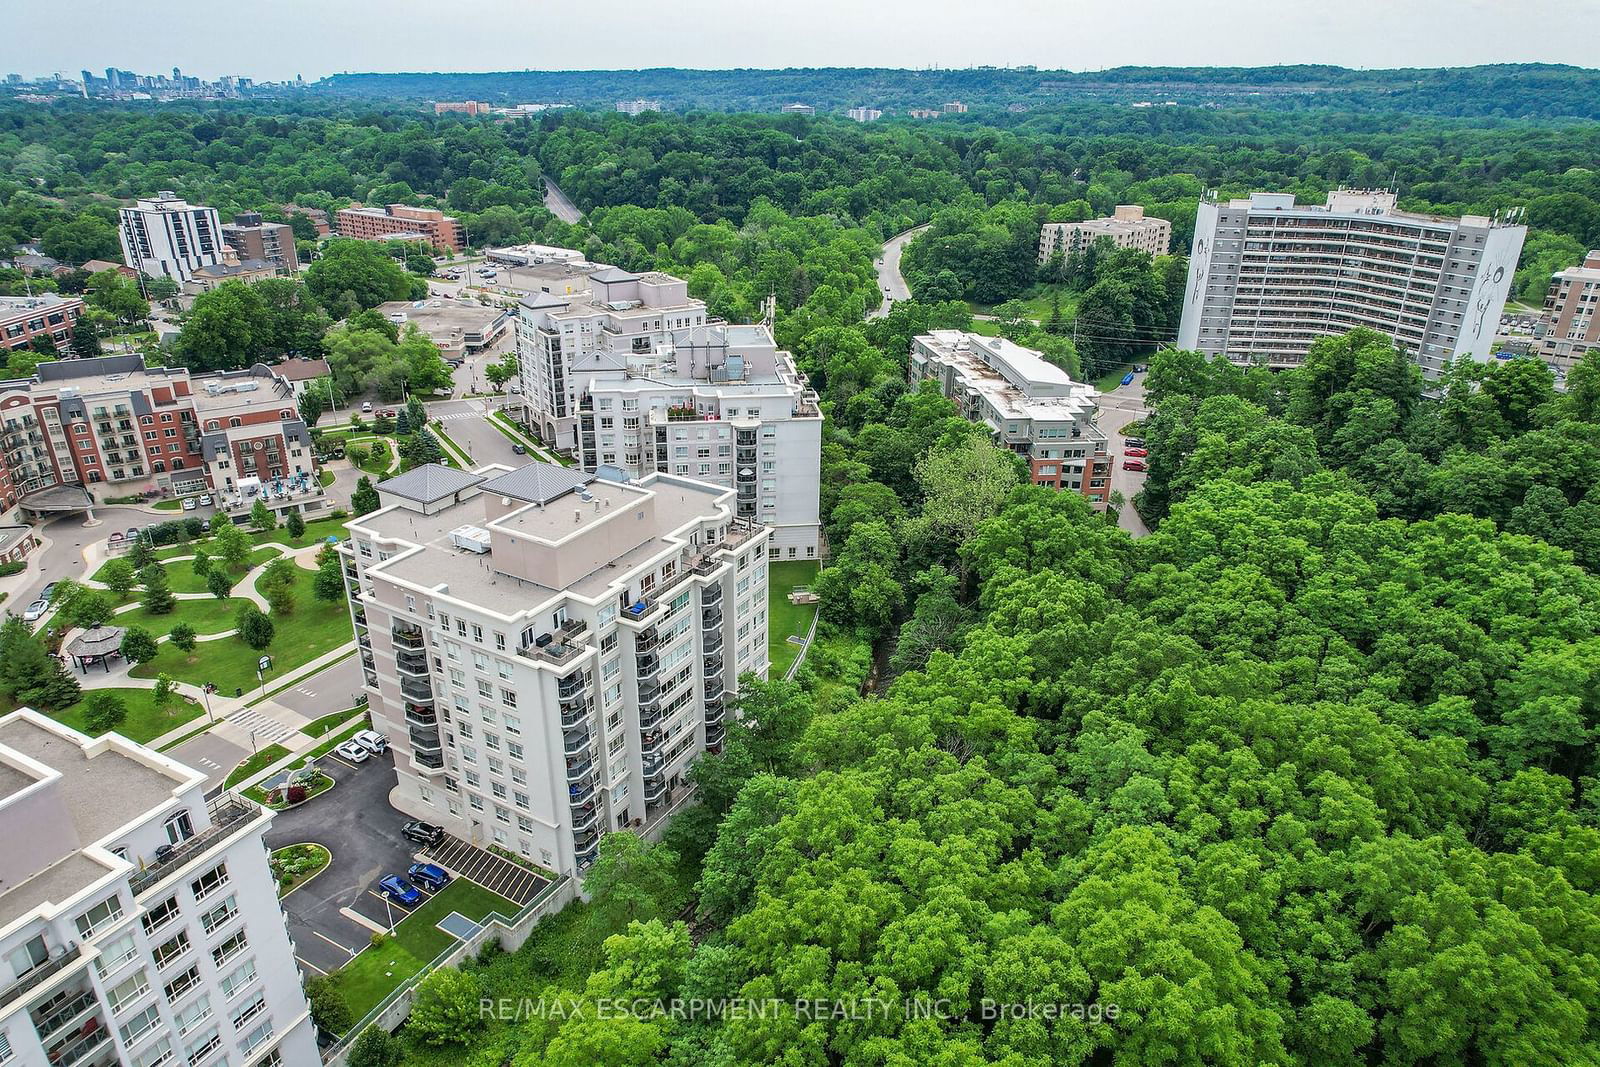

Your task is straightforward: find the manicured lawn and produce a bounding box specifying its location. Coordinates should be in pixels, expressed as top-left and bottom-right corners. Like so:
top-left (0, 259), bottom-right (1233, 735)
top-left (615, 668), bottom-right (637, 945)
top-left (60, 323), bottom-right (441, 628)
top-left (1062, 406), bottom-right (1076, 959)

top-left (971, 284), bottom-right (1081, 323)
top-left (151, 498), bottom-right (183, 511)
top-left (225, 743), bottom-right (290, 788)
top-left (305, 705), bottom-right (367, 737)
top-left (130, 567), bottom-right (357, 693)
top-left (1093, 361), bottom-right (1139, 392)
top-left (307, 720), bottom-right (364, 760)
top-left (318, 469), bottom-right (336, 488)
top-left (166, 546), bottom-right (282, 594)
top-left (115, 595), bottom-right (252, 636)
top-left (151, 516), bottom-right (349, 561)
top-left (327, 880), bottom-right (521, 1022)
top-left (768, 561), bottom-right (820, 677)
top-left (51, 687), bottom-right (204, 745)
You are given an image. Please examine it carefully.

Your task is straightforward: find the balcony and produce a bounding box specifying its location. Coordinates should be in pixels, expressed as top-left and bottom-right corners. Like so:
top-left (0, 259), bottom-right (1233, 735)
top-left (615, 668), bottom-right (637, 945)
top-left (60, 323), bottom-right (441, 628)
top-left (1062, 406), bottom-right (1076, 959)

top-left (703, 631), bottom-right (724, 657)
top-left (44, 1018), bottom-right (109, 1067)
top-left (703, 699), bottom-right (725, 726)
top-left (558, 672), bottom-right (588, 701)
top-left (642, 774), bottom-right (667, 806)
top-left (563, 728), bottom-right (592, 756)
top-left (706, 721), bottom-right (727, 747)
top-left (414, 748), bottom-right (444, 770)
top-left (700, 583), bottom-right (723, 606)
top-left (640, 730), bottom-right (664, 755)
top-left (399, 678), bottom-right (435, 704)
top-left (571, 803), bottom-right (600, 833)
top-left (560, 700), bottom-right (592, 735)
top-left (409, 726), bottom-right (441, 752)
top-left (621, 598), bottom-right (659, 623)
top-left (704, 653), bottom-right (724, 677)
top-left (568, 774), bottom-right (596, 805)
top-left (566, 752), bottom-right (594, 782)
top-left (405, 706), bottom-right (438, 729)
top-left (573, 825), bottom-right (601, 851)
top-left (634, 630), bottom-right (659, 653)
top-left (702, 606), bottom-right (723, 630)
top-left (519, 637), bottom-right (585, 665)
top-left (639, 702), bottom-right (664, 731)
top-left (392, 628), bottom-right (426, 651)
top-left (0, 943), bottom-right (82, 1011)
top-left (130, 796), bottom-right (257, 898)
top-left (558, 617), bottom-right (588, 642)
top-left (395, 648), bottom-right (429, 676)
top-left (33, 985), bottom-right (98, 1043)
top-left (636, 653), bottom-right (660, 680)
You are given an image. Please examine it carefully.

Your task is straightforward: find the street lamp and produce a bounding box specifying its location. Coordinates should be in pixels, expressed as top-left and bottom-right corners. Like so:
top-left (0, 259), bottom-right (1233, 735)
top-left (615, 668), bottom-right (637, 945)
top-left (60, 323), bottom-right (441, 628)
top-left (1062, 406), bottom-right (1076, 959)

top-left (201, 682), bottom-right (216, 724)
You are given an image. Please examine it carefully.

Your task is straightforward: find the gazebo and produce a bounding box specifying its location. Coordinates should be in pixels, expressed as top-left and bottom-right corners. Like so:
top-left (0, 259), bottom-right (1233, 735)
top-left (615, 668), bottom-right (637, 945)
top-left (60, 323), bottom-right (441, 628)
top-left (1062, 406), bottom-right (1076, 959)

top-left (66, 626), bottom-right (125, 673)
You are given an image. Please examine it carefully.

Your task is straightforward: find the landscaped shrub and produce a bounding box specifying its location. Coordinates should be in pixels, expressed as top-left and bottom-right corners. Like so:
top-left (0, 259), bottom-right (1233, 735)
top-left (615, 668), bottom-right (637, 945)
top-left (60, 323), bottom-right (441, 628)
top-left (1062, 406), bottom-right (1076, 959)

top-left (0, 561), bottom-right (25, 576)
top-left (286, 784), bottom-right (307, 804)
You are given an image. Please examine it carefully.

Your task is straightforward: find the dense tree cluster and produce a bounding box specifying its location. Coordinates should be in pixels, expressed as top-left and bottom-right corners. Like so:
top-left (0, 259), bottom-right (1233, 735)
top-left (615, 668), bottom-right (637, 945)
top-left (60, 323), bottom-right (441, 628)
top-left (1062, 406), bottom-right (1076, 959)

top-left (1137, 332), bottom-right (1600, 569)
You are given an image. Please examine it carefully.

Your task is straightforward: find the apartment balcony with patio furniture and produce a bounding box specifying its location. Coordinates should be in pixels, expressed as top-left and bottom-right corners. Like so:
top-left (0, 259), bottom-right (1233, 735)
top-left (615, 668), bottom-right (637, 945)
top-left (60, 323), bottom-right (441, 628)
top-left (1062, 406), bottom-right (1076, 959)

top-left (702, 605), bottom-right (723, 630)
top-left (392, 627), bottom-right (426, 651)
top-left (0, 942), bottom-right (83, 1015)
top-left (395, 647), bottom-right (429, 676)
top-left (704, 651), bottom-right (724, 677)
top-left (569, 773), bottom-right (596, 805)
top-left (129, 795), bottom-right (260, 898)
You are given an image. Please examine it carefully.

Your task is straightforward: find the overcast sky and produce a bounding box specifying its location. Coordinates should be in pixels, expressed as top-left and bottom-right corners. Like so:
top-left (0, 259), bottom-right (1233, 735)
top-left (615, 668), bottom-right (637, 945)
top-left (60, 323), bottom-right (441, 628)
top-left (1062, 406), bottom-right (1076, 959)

top-left (3, 0), bottom-right (1593, 82)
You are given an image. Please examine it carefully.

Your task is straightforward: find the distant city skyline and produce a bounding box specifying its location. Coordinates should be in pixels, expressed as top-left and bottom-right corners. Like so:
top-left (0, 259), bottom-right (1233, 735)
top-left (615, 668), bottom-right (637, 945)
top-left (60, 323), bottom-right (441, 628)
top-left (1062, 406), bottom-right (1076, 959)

top-left (2, 0), bottom-right (1595, 84)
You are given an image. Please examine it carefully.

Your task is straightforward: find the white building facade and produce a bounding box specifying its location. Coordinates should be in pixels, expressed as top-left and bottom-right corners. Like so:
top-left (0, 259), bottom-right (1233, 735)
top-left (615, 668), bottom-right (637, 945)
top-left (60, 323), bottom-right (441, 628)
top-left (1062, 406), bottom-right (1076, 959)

top-left (118, 193), bottom-right (225, 283)
top-left (0, 711), bottom-right (317, 1067)
top-left (343, 462), bottom-right (769, 878)
top-left (1178, 190), bottom-right (1526, 379)
top-left (517, 270), bottom-right (821, 559)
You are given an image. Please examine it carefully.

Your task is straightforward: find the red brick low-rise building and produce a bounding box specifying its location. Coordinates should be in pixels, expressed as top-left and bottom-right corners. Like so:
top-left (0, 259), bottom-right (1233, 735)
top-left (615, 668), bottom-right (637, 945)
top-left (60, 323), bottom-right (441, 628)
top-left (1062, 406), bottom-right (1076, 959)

top-left (1, 295), bottom-right (85, 354)
top-left (335, 203), bottom-right (464, 253)
top-left (0, 354), bottom-right (323, 518)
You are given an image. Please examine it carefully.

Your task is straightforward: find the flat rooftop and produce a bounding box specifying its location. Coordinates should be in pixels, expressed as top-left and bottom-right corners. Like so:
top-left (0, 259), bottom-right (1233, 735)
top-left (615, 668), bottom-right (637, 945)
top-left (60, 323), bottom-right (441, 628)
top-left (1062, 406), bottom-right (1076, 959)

top-left (376, 299), bottom-right (504, 335)
top-left (918, 331), bottom-right (1100, 425)
top-left (0, 851), bottom-right (116, 931)
top-left (0, 293), bottom-right (80, 314)
top-left (357, 467), bottom-right (728, 611)
top-left (0, 715), bottom-right (187, 844)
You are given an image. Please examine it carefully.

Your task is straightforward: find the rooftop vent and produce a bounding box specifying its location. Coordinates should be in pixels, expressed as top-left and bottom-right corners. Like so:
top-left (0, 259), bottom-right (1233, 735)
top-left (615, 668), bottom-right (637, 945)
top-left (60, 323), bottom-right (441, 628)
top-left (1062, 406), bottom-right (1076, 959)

top-left (448, 525), bottom-right (492, 554)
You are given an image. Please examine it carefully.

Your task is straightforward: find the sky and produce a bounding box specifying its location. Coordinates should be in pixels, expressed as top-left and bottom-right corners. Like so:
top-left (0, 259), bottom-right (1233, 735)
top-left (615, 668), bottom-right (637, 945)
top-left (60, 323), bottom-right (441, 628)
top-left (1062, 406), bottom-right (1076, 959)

top-left (3, 0), bottom-right (1594, 82)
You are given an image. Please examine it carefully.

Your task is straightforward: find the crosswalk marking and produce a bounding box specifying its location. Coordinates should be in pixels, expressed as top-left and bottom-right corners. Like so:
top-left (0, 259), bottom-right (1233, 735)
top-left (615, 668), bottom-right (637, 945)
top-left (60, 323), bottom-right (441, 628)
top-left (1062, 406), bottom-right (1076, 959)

top-left (226, 706), bottom-right (296, 744)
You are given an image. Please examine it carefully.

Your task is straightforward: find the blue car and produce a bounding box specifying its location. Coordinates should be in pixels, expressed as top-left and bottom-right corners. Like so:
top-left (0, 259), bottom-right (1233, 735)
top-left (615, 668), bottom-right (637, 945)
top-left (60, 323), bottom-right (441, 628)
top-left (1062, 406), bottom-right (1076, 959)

top-left (1120, 371), bottom-right (1136, 387)
top-left (378, 875), bottom-right (422, 907)
top-left (407, 863), bottom-right (451, 891)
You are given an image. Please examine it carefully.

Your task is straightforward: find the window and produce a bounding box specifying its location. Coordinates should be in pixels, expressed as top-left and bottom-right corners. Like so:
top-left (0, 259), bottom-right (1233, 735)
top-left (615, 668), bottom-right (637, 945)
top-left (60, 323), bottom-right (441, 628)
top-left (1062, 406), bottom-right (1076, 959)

top-left (507, 740), bottom-right (523, 759)
top-left (119, 1003), bottom-right (162, 1046)
top-left (514, 790), bottom-right (529, 810)
top-left (165, 963), bottom-right (202, 1003)
top-left (183, 1028), bottom-right (221, 1063)
top-left (134, 1037), bottom-right (175, 1067)
top-left (152, 931), bottom-right (190, 969)
top-left (190, 862), bottom-right (229, 902)
top-left (107, 969), bottom-right (151, 1012)
top-left (212, 930), bottom-right (248, 968)
top-left (232, 992), bottom-right (267, 1029)
top-left (220, 960), bottom-right (257, 1000)
top-left (500, 687), bottom-right (516, 708)
top-left (510, 766), bottom-right (527, 786)
top-left (495, 804), bottom-right (511, 824)
top-left (75, 893), bottom-right (123, 938)
top-left (240, 1018), bottom-right (275, 1056)
top-left (200, 894), bottom-right (238, 936)
top-left (175, 994), bottom-right (212, 1036)
top-left (97, 931), bottom-right (140, 978)
top-left (503, 715), bottom-right (520, 736)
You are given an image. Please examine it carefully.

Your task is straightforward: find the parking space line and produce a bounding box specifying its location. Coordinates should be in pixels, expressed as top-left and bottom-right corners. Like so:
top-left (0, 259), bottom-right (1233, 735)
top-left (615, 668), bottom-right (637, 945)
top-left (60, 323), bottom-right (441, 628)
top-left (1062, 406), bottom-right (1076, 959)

top-left (296, 955), bottom-right (328, 975)
top-left (309, 929), bottom-right (357, 957)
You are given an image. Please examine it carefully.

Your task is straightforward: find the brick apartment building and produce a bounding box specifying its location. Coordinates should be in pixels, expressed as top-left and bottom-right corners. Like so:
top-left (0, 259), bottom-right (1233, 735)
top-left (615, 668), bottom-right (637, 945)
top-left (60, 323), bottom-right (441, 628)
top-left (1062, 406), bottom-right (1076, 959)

top-left (1538, 250), bottom-right (1600, 373)
top-left (335, 204), bottom-right (465, 253)
top-left (279, 204), bottom-right (331, 236)
top-left (0, 355), bottom-right (320, 517)
top-left (221, 211), bottom-right (299, 272)
top-left (1, 295), bottom-right (85, 354)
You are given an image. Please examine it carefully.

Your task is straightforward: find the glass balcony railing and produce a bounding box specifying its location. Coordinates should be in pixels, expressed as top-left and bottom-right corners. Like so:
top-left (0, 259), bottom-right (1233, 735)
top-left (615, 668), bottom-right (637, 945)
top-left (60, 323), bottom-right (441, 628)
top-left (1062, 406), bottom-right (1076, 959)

top-left (703, 653), bottom-right (724, 677)
top-left (638, 700), bottom-right (662, 729)
top-left (557, 671), bottom-right (588, 700)
top-left (568, 775), bottom-right (596, 805)
top-left (130, 797), bottom-right (257, 898)
top-left (400, 678), bottom-right (435, 704)
top-left (395, 648), bottom-right (429, 676)
top-left (566, 753), bottom-right (594, 782)
top-left (0, 943), bottom-right (81, 1009)
top-left (564, 729), bottom-right (592, 756)
top-left (702, 631), bottom-right (724, 656)
top-left (702, 606), bottom-right (723, 630)
top-left (700, 583), bottom-right (723, 606)
top-left (414, 748), bottom-right (444, 770)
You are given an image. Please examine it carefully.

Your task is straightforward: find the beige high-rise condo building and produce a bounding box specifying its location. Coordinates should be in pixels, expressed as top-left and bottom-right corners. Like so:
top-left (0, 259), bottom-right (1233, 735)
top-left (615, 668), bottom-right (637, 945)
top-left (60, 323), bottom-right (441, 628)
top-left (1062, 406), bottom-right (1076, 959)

top-left (1537, 250), bottom-right (1600, 373)
top-left (342, 461), bottom-right (770, 877)
top-left (1178, 190), bottom-right (1526, 379)
top-left (0, 711), bottom-right (318, 1067)
top-left (1038, 205), bottom-right (1172, 263)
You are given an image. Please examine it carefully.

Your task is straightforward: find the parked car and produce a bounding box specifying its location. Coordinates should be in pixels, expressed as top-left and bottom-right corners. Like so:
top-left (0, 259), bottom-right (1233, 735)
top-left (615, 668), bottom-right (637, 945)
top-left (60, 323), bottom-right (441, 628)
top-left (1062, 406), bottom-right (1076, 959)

top-left (1123, 437), bottom-right (1146, 449)
top-left (353, 729), bottom-right (388, 755)
top-left (41, 582), bottom-right (58, 602)
top-left (198, 494), bottom-right (213, 506)
top-left (22, 599), bottom-right (49, 622)
top-left (407, 863), bottom-right (451, 891)
top-left (1124, 447), bottom-right (1148, 458)
top-left (126, 527), bottom-right (142, 540)
top-left (1123, 458), bottom-right (1147, 472)
top-left (378, 875), bottom-right (422, 907)
top-left (334, 740), bottom-right (371, 763)
top-left (361, 401), bottom-right (373, 414)
top-left (182, 497), bottom-right (197, 511)
top-left (402, 820), bottom-right (445, 846)
top-left (511, 444), bottom-right (526, 455)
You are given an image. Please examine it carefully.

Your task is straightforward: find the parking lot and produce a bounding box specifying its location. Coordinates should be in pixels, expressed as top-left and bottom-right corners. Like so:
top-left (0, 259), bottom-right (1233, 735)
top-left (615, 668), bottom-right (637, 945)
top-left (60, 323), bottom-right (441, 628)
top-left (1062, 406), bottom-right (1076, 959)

top-left (264, 744), bottom-right (551, 975)
top-left (421, 835), bottom-right (550, 906)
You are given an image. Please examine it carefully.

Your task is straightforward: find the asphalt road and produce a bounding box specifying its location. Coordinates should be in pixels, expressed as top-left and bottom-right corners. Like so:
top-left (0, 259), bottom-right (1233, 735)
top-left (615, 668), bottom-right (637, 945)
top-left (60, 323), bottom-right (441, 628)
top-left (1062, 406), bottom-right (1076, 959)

top-left (543, 178), bottom-right (583, 224)
top-left (1097, 373), bottom-right (1152, 538)
top-left (166, 728), bottom-right (250, 795)
top-left (15, 504), bottom-right (169, 607)
top-left (871, 224), bottom-right (929, 318)
top-left (271, 655), bottom-right (366, 720)
top-left (426, 397), bottom-right (525, 469)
